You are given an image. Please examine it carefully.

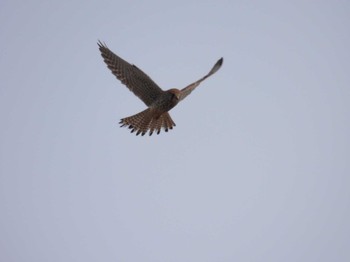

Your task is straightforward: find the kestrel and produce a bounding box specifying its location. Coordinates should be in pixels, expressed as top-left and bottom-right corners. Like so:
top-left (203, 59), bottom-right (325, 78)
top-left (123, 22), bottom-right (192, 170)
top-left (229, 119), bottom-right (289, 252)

top-left (98, 41), bottom-right (223, 136)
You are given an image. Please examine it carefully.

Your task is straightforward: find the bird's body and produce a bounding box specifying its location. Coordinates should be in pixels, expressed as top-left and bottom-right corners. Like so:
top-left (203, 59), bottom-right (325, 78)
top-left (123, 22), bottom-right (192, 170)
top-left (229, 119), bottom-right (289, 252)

top-left (150, 89), bottom-right (180, 112)
top-left (98, 41), bottom-right (223, 136)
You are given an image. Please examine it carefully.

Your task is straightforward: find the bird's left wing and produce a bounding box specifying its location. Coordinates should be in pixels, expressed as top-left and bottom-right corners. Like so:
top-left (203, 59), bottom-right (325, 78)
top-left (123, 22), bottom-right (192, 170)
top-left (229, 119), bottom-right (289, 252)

top-left (178, 57), bottom-right (223, 101)
top-left (98, 41), bottom-right (164, 106)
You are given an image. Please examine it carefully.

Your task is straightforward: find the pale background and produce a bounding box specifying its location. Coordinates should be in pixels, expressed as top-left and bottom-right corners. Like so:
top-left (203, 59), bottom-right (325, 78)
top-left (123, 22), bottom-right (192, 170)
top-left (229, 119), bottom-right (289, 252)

top-left (1, 1), bottom-right (349, 261)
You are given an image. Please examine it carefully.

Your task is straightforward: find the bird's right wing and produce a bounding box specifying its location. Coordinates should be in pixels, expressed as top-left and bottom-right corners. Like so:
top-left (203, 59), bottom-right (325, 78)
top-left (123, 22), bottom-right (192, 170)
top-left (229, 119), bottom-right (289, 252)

top-left (98, 41), bottom-right (164, 106)
top-left (178, 57), bottom-right (223, 101)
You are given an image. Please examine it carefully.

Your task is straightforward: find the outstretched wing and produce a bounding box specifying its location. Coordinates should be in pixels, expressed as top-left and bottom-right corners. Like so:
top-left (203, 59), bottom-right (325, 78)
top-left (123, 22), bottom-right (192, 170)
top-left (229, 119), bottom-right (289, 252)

top-left (98, 41), bottom-right (164, 106)
top-left (178, 57), bottom-right (223, 101)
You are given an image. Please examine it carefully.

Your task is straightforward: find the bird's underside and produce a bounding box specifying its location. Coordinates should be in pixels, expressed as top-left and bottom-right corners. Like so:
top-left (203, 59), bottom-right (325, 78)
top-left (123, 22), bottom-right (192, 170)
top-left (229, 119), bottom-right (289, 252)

top-left (98, 40), bottom-right (223, 136)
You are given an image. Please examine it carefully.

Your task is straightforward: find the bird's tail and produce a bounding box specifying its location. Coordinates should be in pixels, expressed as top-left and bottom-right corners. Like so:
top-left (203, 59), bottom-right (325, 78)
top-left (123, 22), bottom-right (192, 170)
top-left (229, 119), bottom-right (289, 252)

top-left (120, 109), bottom-right (176, 136)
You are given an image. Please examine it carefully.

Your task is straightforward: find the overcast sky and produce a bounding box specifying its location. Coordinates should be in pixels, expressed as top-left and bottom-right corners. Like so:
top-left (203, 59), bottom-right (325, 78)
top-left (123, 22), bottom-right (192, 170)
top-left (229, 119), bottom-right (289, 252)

top-left (1, 1), bottom-right (349, 261)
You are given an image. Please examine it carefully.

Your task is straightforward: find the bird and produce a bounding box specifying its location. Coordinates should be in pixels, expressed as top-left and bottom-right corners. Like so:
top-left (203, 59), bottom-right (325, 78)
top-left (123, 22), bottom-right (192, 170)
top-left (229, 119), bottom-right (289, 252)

top-left (98, 41), bottom-right (223, 136)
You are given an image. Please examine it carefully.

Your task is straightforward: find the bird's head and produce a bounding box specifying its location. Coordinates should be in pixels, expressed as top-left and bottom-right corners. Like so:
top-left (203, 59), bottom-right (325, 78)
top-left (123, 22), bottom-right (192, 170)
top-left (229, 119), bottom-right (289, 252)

top-left (168, 88), bottom-right (181, 101)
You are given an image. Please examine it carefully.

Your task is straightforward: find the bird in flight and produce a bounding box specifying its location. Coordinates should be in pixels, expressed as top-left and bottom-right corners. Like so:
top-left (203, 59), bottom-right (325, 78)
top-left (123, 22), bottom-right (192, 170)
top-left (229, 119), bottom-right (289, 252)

top-left (98, 41), bottom-right (223, 136)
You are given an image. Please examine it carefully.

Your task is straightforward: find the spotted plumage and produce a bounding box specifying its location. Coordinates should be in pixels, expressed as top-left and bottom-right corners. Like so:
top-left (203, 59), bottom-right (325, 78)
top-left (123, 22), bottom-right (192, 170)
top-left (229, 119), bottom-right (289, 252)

top-left (98, 41), bottom-right (223, 136)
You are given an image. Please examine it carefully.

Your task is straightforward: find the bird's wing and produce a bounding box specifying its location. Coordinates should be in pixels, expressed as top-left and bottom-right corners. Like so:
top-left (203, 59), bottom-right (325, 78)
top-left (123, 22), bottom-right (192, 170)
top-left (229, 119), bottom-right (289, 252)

top-left (98, 41), bottom-right (164, 106)
top-left (178, 57), bottom-right (223, 101)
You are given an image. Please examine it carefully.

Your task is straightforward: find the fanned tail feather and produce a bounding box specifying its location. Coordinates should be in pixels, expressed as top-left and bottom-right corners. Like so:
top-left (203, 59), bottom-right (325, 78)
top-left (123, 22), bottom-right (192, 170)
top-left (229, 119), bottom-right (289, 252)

top-left (119, 110), bottom-right (176, 136)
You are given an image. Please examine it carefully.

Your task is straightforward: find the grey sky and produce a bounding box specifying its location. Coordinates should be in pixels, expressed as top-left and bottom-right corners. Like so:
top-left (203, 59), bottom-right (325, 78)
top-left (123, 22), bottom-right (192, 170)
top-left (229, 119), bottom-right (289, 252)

top-left (1, 1), bottom-right (349, 261)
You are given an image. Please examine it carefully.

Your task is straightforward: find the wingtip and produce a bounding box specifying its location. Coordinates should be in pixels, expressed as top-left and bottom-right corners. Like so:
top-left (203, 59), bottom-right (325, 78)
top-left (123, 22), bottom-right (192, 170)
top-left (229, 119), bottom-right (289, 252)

top-left (209, 57), bottom-right (223, 75)
top-left (218, 57), bottom-right (224, 66)
top-left (97, 40), bottom-right (107, 48)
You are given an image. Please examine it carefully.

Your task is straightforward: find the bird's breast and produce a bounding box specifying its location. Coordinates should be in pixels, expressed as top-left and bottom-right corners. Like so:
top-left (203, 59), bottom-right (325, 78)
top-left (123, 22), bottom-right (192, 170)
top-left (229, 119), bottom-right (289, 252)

top-left (151, 93), bottom-right (179, 112)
